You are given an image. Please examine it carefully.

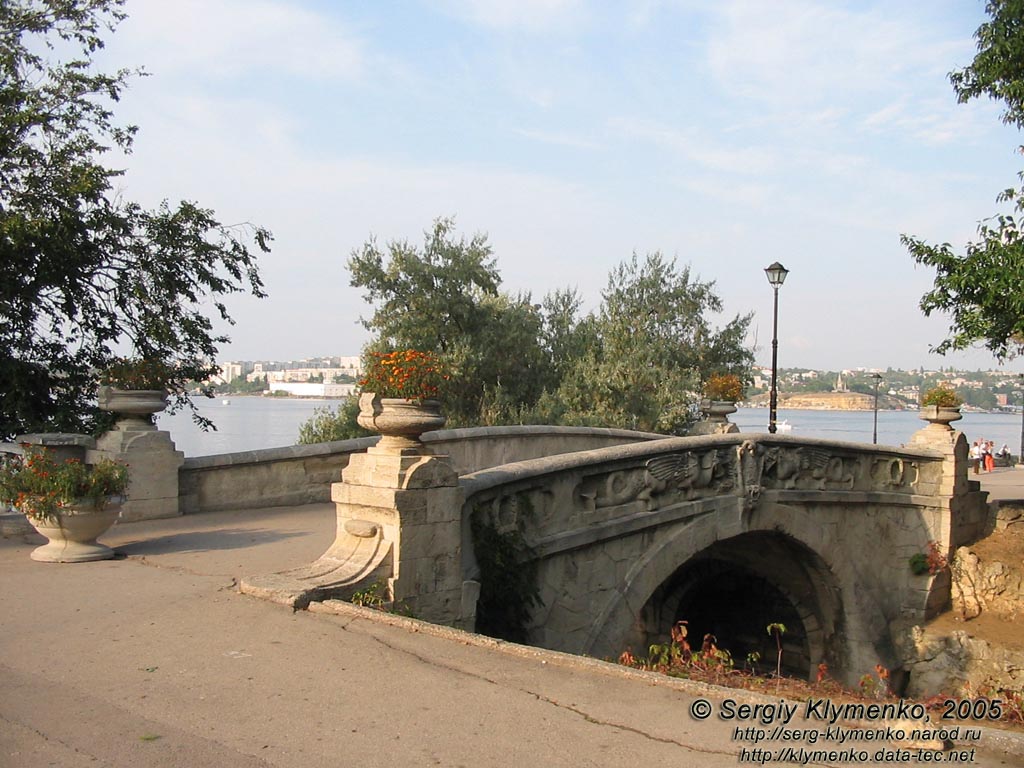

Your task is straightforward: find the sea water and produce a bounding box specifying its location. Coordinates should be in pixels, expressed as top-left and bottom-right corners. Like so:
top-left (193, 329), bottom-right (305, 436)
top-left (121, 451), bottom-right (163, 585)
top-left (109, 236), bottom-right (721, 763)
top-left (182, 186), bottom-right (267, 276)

top-left (156, 397), bottom-right (1024, 458)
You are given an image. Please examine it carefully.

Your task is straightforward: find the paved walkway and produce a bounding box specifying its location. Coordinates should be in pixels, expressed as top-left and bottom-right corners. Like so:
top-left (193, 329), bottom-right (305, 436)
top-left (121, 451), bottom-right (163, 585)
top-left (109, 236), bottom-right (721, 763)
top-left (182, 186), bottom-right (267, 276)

top-left (2, 503), bottom-right (1023, 767)
top-left (975, 464), bottom-right (1024, 502)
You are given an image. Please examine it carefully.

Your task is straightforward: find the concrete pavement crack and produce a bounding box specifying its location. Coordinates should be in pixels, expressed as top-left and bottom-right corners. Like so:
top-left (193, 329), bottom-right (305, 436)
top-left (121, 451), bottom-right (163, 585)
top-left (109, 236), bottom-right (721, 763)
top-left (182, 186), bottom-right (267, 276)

top-left (0, 711), bottom-right (111, 767)
top-left (345, 621), bottom-right (736, 758)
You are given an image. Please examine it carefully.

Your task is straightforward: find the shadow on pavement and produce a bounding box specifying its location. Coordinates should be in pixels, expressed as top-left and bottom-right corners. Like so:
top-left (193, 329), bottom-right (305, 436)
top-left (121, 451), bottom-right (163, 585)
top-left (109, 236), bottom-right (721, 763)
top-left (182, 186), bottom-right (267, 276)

top-left (114, 527), bottom-right (307, 555)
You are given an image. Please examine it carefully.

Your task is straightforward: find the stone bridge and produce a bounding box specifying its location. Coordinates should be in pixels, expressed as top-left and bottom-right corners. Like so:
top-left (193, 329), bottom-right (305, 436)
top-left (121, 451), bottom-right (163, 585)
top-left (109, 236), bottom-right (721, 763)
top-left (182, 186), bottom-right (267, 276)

top-left (242, 419), bottom-right (987, 690)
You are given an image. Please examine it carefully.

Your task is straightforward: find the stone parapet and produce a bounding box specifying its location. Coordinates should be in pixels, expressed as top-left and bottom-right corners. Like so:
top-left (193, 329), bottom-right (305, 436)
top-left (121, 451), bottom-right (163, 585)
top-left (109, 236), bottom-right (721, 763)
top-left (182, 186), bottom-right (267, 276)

top-left (177, 427), bottom-right (660, 518)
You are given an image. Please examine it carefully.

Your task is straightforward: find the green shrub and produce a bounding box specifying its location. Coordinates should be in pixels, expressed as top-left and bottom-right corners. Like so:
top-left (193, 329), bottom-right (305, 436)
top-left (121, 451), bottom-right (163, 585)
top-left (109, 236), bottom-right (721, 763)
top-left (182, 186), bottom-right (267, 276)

top-left (908, 553), bottom-right (930, 575)
top-left (296, 396), bottom-right (370, 444)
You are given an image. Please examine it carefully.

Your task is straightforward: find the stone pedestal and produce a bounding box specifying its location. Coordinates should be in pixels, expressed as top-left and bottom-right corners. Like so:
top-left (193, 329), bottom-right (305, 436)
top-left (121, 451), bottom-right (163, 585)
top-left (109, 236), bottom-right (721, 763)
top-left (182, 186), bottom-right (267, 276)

top-left (907, 419), bottom-right (970, 499)
top-left (905, 421), bottom-right (985, 619)
top-left (241, 441), bottom-right (463, 626)
top-left (91, 420), bottom-right (184, 521)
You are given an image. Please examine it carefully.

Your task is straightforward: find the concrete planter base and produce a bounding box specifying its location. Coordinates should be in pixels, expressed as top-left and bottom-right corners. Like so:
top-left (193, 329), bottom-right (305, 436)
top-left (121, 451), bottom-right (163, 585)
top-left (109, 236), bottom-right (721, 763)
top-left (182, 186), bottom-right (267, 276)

top-left (26, 500), bottom-right (121, 562)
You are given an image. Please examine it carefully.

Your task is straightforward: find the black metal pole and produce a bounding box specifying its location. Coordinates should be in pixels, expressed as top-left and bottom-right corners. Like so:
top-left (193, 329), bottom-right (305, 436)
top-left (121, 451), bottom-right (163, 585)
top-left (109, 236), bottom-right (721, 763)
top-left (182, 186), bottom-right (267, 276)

top-left (769, 286), bottom-right (779, 434)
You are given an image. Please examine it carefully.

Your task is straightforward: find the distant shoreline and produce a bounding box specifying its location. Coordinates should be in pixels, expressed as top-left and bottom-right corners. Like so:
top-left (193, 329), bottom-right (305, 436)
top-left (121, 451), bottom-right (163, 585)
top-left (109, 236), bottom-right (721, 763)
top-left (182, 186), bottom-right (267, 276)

top-left (202, 392), bottom-right (348, 402)
top-left (210, 393), bottom-right (1010, 416)
top-left (739, 403), bottom-right (1009, 415)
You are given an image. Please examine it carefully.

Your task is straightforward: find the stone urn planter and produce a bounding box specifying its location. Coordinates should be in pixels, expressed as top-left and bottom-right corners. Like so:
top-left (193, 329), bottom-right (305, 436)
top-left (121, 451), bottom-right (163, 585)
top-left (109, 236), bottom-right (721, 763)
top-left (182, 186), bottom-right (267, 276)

top-left (357, 393), bottom-right (446, 451)
top-left (701, 399), bottom-right (738, 422)
top-left (98, 386), bottom-right (168, 428)
top-left (1, 446), bottom-right (129, 562)
top-left (691, 399), bottom-right (739, 435)
top-left (25, 498), bottom-right (123, 562)
top-left (918, 405), bottom-right (963, 431)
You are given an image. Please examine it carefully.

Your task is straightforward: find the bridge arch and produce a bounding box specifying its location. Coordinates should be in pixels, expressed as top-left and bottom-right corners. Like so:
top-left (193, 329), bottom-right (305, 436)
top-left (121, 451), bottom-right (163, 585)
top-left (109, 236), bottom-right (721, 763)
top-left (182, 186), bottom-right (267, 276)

top-left (580, 509), bottom-right (851, 680)
top-left (632, 531), bottom-right (843, 679)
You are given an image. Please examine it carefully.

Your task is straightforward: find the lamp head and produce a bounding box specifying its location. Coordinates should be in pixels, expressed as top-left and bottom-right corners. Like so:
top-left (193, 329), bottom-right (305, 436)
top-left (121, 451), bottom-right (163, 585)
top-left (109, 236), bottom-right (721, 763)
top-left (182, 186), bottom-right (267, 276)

top-left (764, 262), bottom-right (789, 288)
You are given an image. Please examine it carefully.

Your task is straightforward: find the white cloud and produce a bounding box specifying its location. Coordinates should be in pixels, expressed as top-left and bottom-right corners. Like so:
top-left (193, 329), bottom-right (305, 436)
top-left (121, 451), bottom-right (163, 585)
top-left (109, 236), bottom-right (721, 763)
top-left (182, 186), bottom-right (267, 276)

top-left (610, 117), bottom-right (778, 175)
top-left (112, 0), bottom-right (364, 81)
top-left (699, 0), bottom-right (975, 144)
top-left (705, 1), bottom-right (955, 99)
top-left (860, 98), bottom-right (987, 145)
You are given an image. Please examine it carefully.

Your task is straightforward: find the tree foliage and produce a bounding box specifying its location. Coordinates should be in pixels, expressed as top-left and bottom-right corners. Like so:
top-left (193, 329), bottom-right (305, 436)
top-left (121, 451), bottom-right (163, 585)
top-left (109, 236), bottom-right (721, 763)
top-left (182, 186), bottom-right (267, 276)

top-left (348, 217), bottom-right (550, 425)
top-left (904, 0), bottom-right (1024, 360)
top-left (552, 253), bottom-right (753, 433)
top-left (0, 0), bottom-right (271, 440)
top-left (949, 0), bottom-right (1024, 129)
top-left (335, 218), bottom-right (755, 438)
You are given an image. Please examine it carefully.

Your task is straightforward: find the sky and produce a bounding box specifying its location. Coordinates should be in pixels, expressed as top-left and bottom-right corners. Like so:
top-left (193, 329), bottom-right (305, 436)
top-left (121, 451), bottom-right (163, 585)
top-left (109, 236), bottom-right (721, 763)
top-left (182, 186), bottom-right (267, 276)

top-left (91, 0), bottom-right (1024, 372)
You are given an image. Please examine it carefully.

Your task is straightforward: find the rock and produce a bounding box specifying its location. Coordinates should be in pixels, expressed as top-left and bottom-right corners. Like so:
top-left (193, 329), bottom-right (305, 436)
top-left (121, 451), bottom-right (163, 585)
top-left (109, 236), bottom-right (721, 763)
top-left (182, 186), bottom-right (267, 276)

top-left (951, 546), bottom-right (1023, 620)
top-left (900, 626), bottom-right (1024, 698)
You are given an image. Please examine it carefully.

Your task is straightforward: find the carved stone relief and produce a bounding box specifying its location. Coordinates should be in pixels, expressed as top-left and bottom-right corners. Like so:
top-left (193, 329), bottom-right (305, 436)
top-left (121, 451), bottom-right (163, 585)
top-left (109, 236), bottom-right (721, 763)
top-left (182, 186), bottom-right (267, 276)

top-left (643, 448), bottom-right (736, 504)
top-left (577, 469), bottom-right (648, 512)
top-left (761, 446), bottom-right (866, 491)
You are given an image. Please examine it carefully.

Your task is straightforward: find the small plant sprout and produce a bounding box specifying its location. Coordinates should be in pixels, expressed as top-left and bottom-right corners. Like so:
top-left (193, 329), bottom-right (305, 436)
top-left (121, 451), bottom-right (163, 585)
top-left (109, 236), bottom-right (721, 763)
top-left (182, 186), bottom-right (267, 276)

top-left (745, 650), bottom-right (761, 674)
top-left (766, 622), bottom-right (787, 690)
top-left (350, 581), bottom-right (387, 610)
top-left (874, 665), bottom-right (891, 699)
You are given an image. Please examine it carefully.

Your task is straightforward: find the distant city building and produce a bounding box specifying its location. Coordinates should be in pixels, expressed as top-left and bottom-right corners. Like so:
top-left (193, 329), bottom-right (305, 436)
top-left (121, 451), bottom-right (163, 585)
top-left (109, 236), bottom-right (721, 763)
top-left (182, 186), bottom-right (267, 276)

top-left (268, 382), bottom-right (357, 398)
top-left (233, 357), bottom-right (362, 384)
top-left (217, 361), bottom-right (253, 384)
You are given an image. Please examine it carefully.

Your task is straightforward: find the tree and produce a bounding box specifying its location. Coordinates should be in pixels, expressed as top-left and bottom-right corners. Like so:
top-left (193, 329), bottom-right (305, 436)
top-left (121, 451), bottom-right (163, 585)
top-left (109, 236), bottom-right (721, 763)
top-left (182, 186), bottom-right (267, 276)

top-left (348, 217), bottom-right (552, 425)
top-left (903, 0), bottom-right (1024, 360)
top-left (553, 253), bottom-right (754, 434)
top-left (0, 0), bottom-right (271, 440)
top-left (332, 219), bottom-right (756, 442)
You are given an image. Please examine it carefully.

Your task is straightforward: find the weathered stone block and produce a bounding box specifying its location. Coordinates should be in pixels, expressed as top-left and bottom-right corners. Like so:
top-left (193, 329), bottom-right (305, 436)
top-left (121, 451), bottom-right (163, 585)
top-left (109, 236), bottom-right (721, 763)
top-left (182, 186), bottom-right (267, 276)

top-left (91, 424), bottom-right (183, 521)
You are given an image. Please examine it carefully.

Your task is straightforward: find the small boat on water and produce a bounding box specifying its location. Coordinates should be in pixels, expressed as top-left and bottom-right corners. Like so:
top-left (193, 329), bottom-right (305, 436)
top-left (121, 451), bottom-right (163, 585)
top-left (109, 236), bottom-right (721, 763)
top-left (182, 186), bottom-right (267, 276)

top-left (776, 420), bottom-right (793, 432)
top-left (222, 399), bottom-right (231, 405)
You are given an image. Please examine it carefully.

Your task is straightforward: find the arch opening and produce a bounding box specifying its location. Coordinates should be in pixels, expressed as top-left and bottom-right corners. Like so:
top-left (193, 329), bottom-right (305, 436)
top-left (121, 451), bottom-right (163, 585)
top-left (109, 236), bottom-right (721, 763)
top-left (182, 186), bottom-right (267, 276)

top-left (638, 531), bottom-right (845, 681)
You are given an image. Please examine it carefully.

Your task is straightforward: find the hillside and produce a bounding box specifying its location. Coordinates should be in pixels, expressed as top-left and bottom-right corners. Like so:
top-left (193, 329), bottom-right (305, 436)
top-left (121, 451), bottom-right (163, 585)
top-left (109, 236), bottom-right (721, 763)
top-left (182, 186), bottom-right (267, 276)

top-left (748, 391), bottom-right (883, 410)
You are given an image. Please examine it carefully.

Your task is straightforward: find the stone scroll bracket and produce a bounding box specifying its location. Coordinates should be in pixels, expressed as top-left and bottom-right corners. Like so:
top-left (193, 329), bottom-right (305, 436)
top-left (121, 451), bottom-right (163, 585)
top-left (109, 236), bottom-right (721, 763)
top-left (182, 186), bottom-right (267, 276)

top-left (241, 446), bottom-right (465, 626)
top-left (239, 518), bottom-right (394, 609)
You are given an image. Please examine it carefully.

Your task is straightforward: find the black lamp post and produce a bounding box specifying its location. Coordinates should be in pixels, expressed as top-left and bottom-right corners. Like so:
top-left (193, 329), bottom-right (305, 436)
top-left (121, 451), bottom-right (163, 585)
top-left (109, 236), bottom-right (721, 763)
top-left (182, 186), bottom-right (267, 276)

top-left (764, 262), bottom-right (789, 434)
top-left (870, 373), bottom-right (883, 444)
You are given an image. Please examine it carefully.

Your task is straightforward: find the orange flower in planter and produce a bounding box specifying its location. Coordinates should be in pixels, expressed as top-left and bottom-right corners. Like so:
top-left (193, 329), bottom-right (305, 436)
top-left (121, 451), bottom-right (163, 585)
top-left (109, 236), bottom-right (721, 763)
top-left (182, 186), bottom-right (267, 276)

top-left (0, 446), bottom-right (128, 522)
top-left (703, 373), bottom-right (744, 402)
top-left (358, 350), bottom-right (449, 402)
